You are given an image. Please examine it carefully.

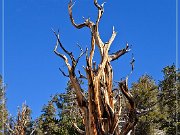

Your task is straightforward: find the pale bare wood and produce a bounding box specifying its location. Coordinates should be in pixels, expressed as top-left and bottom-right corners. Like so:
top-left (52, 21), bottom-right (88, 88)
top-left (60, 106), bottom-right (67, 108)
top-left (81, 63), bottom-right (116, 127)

top-left (73, 123), bottom-right (85, 135)
top-left (53, 31), bottom-right (87, 109)
top-left (88, 32), bottom-right (95, 67)
top-left (54, 1), bottom-right (137, 134)
top-left (109, 43), bottom-right (130, 62)
top-left (68, 0), bottom-right (94, 29)
top-left (118, 78), bottom-right (138, 135)
top-left (6, 104), bottom-right (32, 135)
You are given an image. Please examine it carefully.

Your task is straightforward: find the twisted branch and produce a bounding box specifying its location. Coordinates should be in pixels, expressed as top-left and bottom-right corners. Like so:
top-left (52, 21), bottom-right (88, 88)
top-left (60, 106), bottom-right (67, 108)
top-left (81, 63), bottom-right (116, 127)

top-left (109, 43), bottom-right (131, 61)
top-left (53, 29), bottom-right (87, 110)
top-left (118, 78), bottom-right (138, 135)
top-left (68, 0), bottom-right (94, 29)
top-left (73, 123), bottom-right (85, 135)
top-left (59, 68), bottom-right (69, 77)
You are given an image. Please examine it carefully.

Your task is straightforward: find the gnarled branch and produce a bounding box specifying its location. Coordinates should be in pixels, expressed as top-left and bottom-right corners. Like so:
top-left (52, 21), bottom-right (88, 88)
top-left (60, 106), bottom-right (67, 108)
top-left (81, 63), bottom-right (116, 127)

top-left (76, 44), bottom-right (87, 64)
top-left (109, 43), bottom-right (131, 61)
top-left (59, 68), bottom-right (69, 77)
top-left (106, 26), bottom-right (117, 46)
top-left (73, 123), bottom-right (85, 135)
top-left (94, 0), bottom-right (105, 25)
top-left (78, 70), bottom-right (87, 79)
top-left (118, 78), bottom-right (138, 135)
top-left (68, 0), bottom-right (94, 29)
top-left (54, 40), bottom-right (71, 70)
top-left (53, 29), bottom-right (88, 111)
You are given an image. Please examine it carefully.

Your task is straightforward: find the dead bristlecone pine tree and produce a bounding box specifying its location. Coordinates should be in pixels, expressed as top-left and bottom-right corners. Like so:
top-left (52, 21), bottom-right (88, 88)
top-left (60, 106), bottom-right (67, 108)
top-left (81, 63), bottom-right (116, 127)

top-left (53, 0), bottom-right (138, 135)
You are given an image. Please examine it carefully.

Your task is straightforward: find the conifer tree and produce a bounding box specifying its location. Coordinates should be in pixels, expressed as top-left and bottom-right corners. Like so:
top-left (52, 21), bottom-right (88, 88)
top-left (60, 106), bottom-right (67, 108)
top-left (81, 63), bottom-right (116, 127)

top-left (36, 81), bottom-right (83, 135)
top-left (158, 65), bottom-right (180, 135)
top-left (35, 101), bottom-right (61, 135)
top-left (131, 75), bottom-right (160, 135)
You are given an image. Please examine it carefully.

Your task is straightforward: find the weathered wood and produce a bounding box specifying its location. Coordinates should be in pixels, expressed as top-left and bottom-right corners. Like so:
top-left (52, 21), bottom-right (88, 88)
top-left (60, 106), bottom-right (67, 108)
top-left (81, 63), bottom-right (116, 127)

top-left (54, 1), bottom-right (137, 134)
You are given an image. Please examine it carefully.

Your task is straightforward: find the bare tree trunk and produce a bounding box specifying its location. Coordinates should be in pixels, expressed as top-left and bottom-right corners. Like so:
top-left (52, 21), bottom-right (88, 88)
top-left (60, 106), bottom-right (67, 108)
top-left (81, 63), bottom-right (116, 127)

top-left (5, 104), bottom-right (32, 135)
top-left (53, 0), bottom-right (138, 134)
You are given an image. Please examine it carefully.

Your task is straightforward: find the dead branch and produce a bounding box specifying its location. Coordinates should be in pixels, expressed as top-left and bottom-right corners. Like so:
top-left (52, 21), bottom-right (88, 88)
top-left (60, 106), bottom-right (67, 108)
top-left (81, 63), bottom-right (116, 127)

top-left (30, 128), bottom-right (36, 135)
top-left (126, 54), bottom-right (135, 79)
top-left (106, 26), bottom-right (117, 46)
top-left (78, 70), bottom-right (87, 79)
top-left (94, 0), bottom-right (105, 25)
top-left (53, 29), bottom-right (76, 62)
top-left (53, 28), bottom-right (88, 113)
top-left (5, 123), bottom-right (14, 133)
top-left (59, 68), bottom-right (69, 77)
top-left (118, 79), bottom-right (138, 135)
top-left (76, 44), bottom-right (87, 64)
top-left (130, 54), bottom-right (135, 73)
top-left (73, 123), bottom-right (85, 135)
top-left (53, 31), bottom-right (71, 70)
top-left (109, 43), bottom-right (130, 61)
top-left (68, 0), bottom-right (94, 29)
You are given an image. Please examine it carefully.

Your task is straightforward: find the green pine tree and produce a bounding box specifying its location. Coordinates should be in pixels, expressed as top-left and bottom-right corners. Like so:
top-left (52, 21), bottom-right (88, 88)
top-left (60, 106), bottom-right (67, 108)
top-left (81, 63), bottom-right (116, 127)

top-left (158, 65), bottom-right (180, 135)
top-left (131, 75), bottom-right (160, 135)
top-left (53, 80), bottom-right (84, 135)
top-left (35, 80), bottom-right (84, 135)
top-left (35, 101), bottom-right (62, 135)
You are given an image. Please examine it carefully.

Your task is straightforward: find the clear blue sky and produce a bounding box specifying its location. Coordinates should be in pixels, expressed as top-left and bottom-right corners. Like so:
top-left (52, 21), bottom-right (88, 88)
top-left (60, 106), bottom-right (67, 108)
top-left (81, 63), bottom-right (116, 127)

top-left (0, 0), bottom-right (177, 119)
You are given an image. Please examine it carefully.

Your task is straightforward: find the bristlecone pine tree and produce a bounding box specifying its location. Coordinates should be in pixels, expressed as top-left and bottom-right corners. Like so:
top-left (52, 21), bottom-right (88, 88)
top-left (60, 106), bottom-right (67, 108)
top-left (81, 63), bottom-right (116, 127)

top-left (53, 0), bottom-right (137, 134)
top-left (5, 104), bottom-right (33, 135)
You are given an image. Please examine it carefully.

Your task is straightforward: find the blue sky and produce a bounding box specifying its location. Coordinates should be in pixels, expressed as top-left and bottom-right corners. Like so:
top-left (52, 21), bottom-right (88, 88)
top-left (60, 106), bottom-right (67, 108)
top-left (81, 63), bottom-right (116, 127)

top-left (0, 0), bottom-right (178, 119)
